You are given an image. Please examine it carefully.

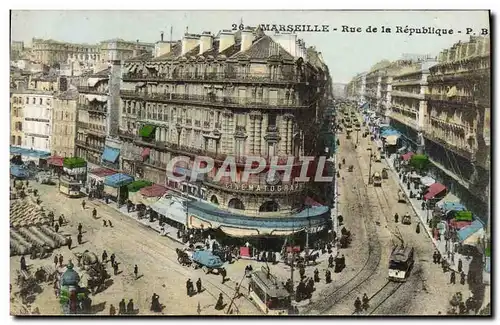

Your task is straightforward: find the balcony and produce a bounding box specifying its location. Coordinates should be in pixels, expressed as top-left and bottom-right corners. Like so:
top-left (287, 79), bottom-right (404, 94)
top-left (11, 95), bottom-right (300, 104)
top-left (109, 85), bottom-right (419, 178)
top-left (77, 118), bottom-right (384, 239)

top-left (118, 129), bottom-right (136, 140)
top-left (120, 90), bottom-right (307, 109)
top-left (134, 136), bottom-right (167, 151)
top-left (426, 94), bottom-right (478, 106)
top-left (78, 86), bottom-right (108, 96)
top-left (122, 71), bottom-right (306, 84)
top-left (77, 103), bottom-right (107, 114)
top-left (391, 90), bottom-right (424, 100)
top-left (185, 118), bottom-right (192, 125)
top-left (203, 121), bottom-right (210, 128)
top-left (387, 111), bottom-right (419, 130)
top-left (266, 125), bottom-right (279, 133)
top-left (75, 139), bottom-right (104, 153)
top-left (195, 120), bottom-right (201, 127)
top-left (423, 129), bottom-right (475, 161)
top-left (142, 160), bottom-right (168, 171)
top-left (77, 121), bottom-right (106, 137)
top-left (214, 122), bottom-right (221, 129)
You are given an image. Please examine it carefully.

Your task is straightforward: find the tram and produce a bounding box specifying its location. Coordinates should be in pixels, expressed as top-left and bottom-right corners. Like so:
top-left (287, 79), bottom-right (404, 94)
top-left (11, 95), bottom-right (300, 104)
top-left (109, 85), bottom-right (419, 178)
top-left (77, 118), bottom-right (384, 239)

top-left (59, 175), bottom-right (83, 198)
top-left (249, 266), bottom-right (291, 315)
top-left (388, 246), bottom-right (414, 282)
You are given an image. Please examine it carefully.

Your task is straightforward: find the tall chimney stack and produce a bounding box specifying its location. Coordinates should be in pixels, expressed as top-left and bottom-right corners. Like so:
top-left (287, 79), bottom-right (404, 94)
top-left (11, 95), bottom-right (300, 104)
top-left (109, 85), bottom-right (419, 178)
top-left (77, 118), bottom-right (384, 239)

top-left (218, 30), bottom-right (235, 53)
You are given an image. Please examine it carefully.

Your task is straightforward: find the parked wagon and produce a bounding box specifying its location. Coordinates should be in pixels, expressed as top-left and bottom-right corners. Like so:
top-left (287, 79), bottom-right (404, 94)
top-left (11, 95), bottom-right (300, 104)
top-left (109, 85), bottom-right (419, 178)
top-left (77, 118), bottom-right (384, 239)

top-left (191, 249), bottom-right (224, 274)
top-left (381, 168), bottom-right (389, 179)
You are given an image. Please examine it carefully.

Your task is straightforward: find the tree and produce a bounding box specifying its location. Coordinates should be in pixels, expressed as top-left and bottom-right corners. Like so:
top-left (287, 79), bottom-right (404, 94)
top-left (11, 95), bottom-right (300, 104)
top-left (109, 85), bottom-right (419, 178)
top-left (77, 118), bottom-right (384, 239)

top-left (410, 154), bottom-right (429, 171)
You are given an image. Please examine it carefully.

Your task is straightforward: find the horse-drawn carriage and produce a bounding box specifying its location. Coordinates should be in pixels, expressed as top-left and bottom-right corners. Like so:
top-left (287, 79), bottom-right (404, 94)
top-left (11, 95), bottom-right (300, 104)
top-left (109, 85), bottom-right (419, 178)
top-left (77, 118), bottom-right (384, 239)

top-left (348, 165), bottom-right (354, 172)
top-left (402, 213), bottom-right (412, 225)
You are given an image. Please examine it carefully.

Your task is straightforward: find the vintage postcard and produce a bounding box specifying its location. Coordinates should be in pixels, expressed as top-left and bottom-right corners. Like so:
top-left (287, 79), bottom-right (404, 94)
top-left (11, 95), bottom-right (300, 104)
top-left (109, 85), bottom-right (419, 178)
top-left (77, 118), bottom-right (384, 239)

top-left (9, 10), bottom-right (491, 316)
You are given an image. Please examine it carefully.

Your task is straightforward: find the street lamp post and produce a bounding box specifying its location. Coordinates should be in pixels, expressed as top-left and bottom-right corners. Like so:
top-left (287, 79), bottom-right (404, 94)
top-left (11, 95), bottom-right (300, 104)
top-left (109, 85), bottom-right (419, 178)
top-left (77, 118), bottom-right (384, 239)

top-left (356, 129), bottom-right (359, 145)
top-left (368, 153), bottom-right (373, 184)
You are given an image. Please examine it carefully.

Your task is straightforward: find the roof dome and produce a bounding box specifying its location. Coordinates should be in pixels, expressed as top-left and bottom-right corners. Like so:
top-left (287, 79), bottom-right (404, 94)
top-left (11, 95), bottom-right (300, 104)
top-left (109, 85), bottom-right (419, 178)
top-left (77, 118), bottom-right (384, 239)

top-left (61, 263), bottom-right (80, 286)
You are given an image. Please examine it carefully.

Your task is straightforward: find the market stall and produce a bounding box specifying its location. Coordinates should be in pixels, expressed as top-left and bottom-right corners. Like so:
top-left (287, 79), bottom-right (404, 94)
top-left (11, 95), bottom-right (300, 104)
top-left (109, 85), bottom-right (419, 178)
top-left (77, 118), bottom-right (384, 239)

top-left (103, 173), bottom-right (134, 206)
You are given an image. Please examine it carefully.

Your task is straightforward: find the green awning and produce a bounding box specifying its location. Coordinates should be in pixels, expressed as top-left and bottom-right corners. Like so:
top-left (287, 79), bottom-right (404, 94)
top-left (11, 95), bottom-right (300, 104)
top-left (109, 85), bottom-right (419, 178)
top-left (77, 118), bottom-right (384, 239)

top-left (455, 210), bottom-right (473, 222)
top-left (139, 125), bottom-right (156, 138)
top-left (127, 180), bottom-right (153, 192)
top-left (63, 157), bottom-right (87, 169)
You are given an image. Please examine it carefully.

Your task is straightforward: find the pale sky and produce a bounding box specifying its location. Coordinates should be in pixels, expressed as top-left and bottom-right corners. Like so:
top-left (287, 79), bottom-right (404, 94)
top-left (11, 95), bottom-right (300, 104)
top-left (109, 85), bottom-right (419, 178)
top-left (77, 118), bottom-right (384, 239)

top-left (10, 10), bottom-right (490, 83)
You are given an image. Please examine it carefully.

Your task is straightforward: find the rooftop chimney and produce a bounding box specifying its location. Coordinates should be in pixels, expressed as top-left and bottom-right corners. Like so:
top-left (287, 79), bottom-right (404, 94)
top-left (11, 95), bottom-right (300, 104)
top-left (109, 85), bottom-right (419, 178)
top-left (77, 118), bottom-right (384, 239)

top-left (199, 31), bottom-right (213, 55)
top-left (182, 33), bottom-right (200, 55)
top-left (161, 32), bottom-right (164, 42)
top-left (155, 41), bottom-right (172, 58)
top-left (218, 30), bottom-right (235, 53)
top-left (240, 27), bottom-right (254, 52)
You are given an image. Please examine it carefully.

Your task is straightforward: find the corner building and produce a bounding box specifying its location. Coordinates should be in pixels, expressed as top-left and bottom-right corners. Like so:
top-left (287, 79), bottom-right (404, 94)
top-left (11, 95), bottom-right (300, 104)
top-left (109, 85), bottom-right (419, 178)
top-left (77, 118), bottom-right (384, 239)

top-left (119, 27), bottom-right (332, 237)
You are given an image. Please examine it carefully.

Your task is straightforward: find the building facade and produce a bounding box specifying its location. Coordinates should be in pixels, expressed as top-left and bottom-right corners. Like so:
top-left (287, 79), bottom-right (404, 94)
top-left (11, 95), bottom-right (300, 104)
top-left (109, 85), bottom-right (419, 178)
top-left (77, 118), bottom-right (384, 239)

top-left (15, 90), bottom-right (54, 153)
top-left (52, 91), bottom-right (79, 157)
top-left (31, 38), bottom-right (101, 66)
top-left (345, 72), bottom-right (366, 102)
top-left (100, 39), bottom-right (154, 62)
top-left (75, 69), bottom-right (110, 166)
top-left (118, 28), bottom-right (332, 236)
top-left (389, 59), bottom-right (438, 152)
top-left (425, 36), bottom-right (490, 220)
top-left (10, 92), bottom-right (24, 147)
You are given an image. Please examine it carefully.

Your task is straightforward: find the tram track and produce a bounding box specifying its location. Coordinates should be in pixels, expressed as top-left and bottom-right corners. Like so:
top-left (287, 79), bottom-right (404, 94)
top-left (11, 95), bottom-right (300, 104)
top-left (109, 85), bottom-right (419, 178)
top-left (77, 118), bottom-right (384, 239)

top-left (302, 138), bottom-right (383, 315)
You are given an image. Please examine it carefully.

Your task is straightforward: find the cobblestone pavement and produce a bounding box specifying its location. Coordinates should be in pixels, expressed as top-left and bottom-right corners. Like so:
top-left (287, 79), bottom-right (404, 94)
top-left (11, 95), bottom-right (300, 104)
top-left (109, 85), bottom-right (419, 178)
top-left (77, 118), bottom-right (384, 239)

top-left (10, 182), bottom-right (261, 316)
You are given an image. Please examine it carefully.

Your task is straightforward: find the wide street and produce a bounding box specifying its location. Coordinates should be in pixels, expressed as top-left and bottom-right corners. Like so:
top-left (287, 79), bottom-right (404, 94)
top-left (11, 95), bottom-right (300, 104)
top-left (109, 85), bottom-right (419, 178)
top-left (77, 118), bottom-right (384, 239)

top-left (304, 110), bottom-right (471, 315)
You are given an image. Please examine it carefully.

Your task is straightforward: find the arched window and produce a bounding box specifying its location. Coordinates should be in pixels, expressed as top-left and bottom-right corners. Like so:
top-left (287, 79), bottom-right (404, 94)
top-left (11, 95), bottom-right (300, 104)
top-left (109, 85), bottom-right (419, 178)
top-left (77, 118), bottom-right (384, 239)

top-left (259, 201), bottom-right (280, 212)
top-left (210, 195), bottom-right (219, 205)
top-left (228, 198), bottom-right (245, 210)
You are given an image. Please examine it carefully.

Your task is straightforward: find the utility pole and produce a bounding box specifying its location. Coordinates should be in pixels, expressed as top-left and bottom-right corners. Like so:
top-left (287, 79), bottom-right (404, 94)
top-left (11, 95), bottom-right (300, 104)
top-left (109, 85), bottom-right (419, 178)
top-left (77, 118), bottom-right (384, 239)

top-left (368, 153), bottom-right (373, 184)
top-left (356, 129), bottom-right (359, 145)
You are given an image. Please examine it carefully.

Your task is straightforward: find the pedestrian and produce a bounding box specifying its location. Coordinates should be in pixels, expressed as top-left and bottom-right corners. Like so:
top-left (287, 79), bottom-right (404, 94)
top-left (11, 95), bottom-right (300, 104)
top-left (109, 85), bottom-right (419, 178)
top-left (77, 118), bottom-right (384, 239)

top-left (103, 220), bottom-right (107, 227)
top-left (102, 250), bottom-right (108, 263)
top-left (54, 223), bottom-right (59, 233)
top-left (215, 293), bottom-right (224, 310)
top-left (82, 199), bottom-right (86, 210)
top-left (78, 223), bottom-right (82, 235)
top-left (460, 272), bottom-right (466, 285)
top-left (432, 251), bottom-right (437, 264)
top-left (325, 269), bottom-right (332, 284)
top-left (20, 255), bottom-right (26, 271)
top-left (299, 265), bottom-right (305, 279)
top-left (437, 252), bottom-right (442, 264)
top-left (109, 304), bottom-right (116, 315)
top-left (328, 254), bottom-right (334, 268)
top-left (77, 233), bottom-right (83, 245)
top-left (450, 271), bottom-right (456, 284)
top-left (58, 254), bottom-right (64, 267)
top-left (58, 215), bottom-right (64, 226)
top-left (354, 297), bottom-right (362, 313)
top-left (113, 262), bottom-right (119, 275)
top-left (118, 299), bottom-right (126, 314)
top-left (362, 293), bottom-right (369, 310)
top-left (314, 268), bottom-right (320, 282)
top-left (416, 223), bottom-right (420, 234)
top-left (458, 259), bottom-right (463, 273)
top-left (196, 278), bottom-right (202, 294)
top-left (67, 236), bottom-right (72, 250)
top-left (126, 299), bottom-right (134, 314)
top-left (53, 281), bottom-right (59, 298)
top-left (110, 253), bottom-right (115, 266)
top-left (108, 220), bottom-right (113, 227)
top-left (186, 279), bottom-right (193, 296)
top-left (54, 254), bottom-right (59, 268)
top-left (92, 208), bottom-right (97, 218)
top-left (220, 267), bottom-right (227, 284)
top-left (394, 213), bottom-right (399, 223)
top-left (134, 265), bottom-right (138, 279)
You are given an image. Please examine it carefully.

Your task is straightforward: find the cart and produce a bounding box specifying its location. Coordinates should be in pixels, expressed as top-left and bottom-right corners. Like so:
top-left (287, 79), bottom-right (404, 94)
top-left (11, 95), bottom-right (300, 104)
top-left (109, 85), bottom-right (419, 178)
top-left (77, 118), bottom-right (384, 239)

top-left (381, 168), bottom-right (389, 179)
top-left (191, 250), bottom-right (224, 274)
top-left (402, 213), bottom-right (412, 225)
top-left (348, 165), bottom-right (354, 172)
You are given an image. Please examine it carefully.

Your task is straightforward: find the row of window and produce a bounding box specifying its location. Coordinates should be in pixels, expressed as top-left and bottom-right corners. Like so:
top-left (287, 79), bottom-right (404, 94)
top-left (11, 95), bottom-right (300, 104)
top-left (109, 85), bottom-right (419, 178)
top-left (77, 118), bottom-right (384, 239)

top-left (12, 96), bottom-right (52, 106)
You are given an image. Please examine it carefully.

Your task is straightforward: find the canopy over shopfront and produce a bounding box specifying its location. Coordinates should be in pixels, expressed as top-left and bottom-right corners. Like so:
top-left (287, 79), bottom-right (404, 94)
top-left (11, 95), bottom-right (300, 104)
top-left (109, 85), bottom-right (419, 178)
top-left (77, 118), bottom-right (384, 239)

top-left (420, 176), bottom-right (436, 187)
top-left (385, 134), bottom-right (400, 146)
top-left (402, 152), bottom-right (415, 161)
top-left (89, 168), bottom-right (116, 182)
top-left (10, 146), bottom-right (50, 159)
top-left (140, 184), bottom-right (168, 197)
top-left (424, 182), bottom-right (446, 201)
top-left (104, 173), bottom-right (134, 188)
top-left (381, 129), bottom-right (401, 138)
top-left (10, 164), bottom-right (29, 178)
top-left (150, 196), bottom-right (187, 226)
top-left (102, 146), bottom-right (120, 164)
top-left (457, 219), bottom-right (484, 243)
top-left (127, 180), bottom-right (153, 192)
top-left (47, 156), bottom-right (64, 167)
top-left (441, 202), bottom-right (467, 213)
top-left (436, 192), bottom-right (461, 208)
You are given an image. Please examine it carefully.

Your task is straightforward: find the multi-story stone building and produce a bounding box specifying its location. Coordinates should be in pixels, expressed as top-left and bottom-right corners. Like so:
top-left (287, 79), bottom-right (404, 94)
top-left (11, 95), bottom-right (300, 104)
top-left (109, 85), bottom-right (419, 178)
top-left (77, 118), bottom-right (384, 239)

top-left (345, 72), bottom-right (366, 102)
top-left (425, 36), bottom-right (490, 220)
top-left (75, 69), bottom-right (111, 166)
top-left (365, 69), bottom-right (382, 114)
top-left (31, 38), bottom-right (101, 66)
top-left (10, 92), bottom-right (24, 147)
top-left (51, 91), bottom-right (79, 157)
top-left (100, 39), bottom-right (154, 62)
top-left (389, 59), bottom-right (438, 152)
top-left (118, 28), bottom-right (332, 236)
top-left (14, 90), bottom-right (54, 153)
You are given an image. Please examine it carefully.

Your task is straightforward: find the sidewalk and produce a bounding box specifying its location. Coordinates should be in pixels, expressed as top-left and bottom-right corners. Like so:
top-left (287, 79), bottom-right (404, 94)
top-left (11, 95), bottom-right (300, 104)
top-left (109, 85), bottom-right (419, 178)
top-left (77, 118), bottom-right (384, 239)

top-left (383, 154), bottom-right (471, 275)
top-left (88, 198), bottom-right (185, 245)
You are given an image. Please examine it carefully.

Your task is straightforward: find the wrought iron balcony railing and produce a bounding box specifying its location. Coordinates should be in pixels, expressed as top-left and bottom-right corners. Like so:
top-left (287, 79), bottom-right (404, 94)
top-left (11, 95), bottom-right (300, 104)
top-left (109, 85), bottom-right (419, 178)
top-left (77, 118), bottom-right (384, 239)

top-left (78, 86), bottom-right (108, 95)
top-left (77, 103), bottom-right (107, 114)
